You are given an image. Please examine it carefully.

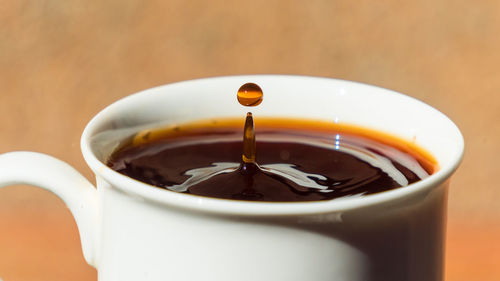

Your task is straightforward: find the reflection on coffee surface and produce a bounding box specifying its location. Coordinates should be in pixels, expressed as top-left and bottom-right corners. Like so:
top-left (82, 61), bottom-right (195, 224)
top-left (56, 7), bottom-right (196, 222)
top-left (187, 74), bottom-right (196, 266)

top-left (107, 82), bottom-right (436, 202)
top-left (108, 119), bottom-right (438, 202)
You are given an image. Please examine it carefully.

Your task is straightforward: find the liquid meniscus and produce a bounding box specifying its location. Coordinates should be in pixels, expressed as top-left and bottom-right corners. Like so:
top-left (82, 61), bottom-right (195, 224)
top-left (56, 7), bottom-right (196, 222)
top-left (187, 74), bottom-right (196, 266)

top-left (107, 118), bottom-right (437, 202)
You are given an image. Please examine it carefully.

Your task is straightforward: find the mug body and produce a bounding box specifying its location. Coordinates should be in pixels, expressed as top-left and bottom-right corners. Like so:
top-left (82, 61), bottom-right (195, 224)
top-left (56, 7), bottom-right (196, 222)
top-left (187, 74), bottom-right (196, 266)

top-left (95, 178), bottom-right (447, 281)
top-left (82, 75), bottom-right (463, 281)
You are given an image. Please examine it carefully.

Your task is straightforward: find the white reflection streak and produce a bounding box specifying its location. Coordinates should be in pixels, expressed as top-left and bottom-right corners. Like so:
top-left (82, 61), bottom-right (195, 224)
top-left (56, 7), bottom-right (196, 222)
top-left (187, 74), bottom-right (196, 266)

top-left (335, 134), bottom-right (340, 150)
top-left (167, 163), bottom-right (331, 192)
top-left (168, 162), bottom-right (239, 192)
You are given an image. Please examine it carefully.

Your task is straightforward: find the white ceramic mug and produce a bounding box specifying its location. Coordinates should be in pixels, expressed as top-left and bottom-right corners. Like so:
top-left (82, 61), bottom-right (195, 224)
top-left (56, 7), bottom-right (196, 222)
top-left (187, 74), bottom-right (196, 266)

top-left (0, 75), bottom-right (463, 281)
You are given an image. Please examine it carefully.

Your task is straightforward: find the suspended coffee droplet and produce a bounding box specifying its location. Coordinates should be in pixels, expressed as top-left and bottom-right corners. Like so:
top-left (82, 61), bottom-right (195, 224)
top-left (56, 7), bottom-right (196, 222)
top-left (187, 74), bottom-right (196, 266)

top-left (237, 83), bottom-right (263, 107)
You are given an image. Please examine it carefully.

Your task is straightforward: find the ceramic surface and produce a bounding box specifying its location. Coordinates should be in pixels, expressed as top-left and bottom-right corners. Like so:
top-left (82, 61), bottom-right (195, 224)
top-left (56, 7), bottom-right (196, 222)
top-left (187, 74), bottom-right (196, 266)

top-left (0, 75), bottom-right (464, 281)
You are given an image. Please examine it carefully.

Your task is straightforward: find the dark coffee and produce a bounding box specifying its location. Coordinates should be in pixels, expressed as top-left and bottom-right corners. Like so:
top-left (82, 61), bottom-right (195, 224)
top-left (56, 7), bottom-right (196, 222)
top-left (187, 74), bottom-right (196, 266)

top-left (107, 118), bottom-right (436, 202)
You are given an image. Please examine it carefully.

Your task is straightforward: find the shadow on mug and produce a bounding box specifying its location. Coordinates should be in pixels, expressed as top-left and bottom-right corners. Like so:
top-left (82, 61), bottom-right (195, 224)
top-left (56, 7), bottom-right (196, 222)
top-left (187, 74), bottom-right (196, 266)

top-left (227, 180), bottom-right (447, 281)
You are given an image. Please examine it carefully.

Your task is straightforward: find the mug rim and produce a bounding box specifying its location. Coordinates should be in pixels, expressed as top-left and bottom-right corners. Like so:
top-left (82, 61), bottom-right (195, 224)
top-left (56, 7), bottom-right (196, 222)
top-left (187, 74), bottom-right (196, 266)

top-left (81, 74), bottom-right (464, 216)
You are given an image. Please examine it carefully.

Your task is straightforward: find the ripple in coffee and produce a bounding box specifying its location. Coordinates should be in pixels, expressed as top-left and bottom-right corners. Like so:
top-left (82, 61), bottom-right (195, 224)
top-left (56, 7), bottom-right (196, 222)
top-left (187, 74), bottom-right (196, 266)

top-left (107, 83), bottom-right (436, 202)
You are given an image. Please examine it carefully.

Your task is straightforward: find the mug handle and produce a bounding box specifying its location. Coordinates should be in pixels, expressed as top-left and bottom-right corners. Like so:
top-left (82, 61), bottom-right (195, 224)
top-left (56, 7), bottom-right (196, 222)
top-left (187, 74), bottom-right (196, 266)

top-left (0, 151), bottom-right (98, 267)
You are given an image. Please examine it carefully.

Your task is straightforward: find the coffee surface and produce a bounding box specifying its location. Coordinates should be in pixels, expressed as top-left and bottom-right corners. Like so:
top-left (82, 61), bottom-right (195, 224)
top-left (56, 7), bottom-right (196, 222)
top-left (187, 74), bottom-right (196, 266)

top-left (107, 118), bottom-right (436, 202)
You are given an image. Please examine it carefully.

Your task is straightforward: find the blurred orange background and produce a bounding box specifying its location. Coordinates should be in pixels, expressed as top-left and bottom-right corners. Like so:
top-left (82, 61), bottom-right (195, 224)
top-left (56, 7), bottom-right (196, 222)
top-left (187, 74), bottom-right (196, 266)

top-left (0, 1), bottom-right (498, 280)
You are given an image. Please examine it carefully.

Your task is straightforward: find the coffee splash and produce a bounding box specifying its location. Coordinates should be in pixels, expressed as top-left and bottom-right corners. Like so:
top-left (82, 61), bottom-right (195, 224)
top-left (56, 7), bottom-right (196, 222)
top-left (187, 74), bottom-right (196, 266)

top-left (170, 82), bottom-right (340, 198)
top-left (107, 83), bottom-right (435, 202)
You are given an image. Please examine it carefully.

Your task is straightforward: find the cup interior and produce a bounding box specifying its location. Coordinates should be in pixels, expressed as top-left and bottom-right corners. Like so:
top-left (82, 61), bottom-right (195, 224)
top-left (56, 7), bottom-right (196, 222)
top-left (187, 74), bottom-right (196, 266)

top-left (81, 75), bottom-right (464, 213)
